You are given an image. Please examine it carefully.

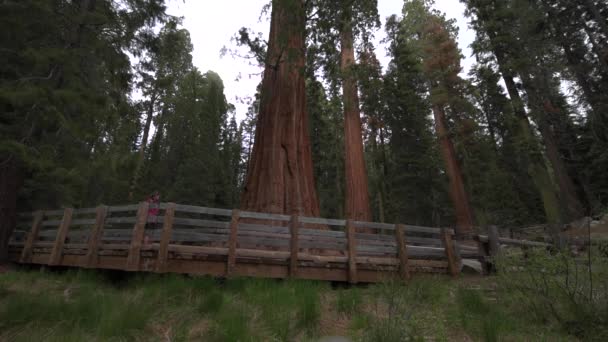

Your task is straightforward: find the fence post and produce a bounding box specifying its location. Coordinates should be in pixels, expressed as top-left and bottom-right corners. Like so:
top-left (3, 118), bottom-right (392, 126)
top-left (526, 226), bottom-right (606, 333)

top-left (289, 214), bottom-right (299, 278)
top-left (226, 209), bottom-right (240, 277)
top-left (156, 203), bottom-right (176, 273)
top-left (475, 234), bottom-right (489, 275)
top-left (441, 228), bottom-right (459, 277)
top-left (126, 202), bottom-right (149, 271)
top-left (488, 225), bottom-right (500, 257)
top-left (20, 211), bottom-right (44, 263)
top-left (85, 205), bottom-right (107, 268)
top-left (395, 224), bottom-right (410, 281)
top-left (49, 208), bottom-right (74, 266)
top-left (346, 219), bottom-right (358, 284)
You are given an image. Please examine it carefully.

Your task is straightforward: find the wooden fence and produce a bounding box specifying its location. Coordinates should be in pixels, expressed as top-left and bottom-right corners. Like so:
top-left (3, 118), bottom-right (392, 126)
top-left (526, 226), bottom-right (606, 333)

top-left (6, 202), bottom-right (482, 283)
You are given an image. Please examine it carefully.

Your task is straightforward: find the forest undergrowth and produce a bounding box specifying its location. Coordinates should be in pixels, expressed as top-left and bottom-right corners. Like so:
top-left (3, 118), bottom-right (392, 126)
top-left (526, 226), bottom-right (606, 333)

top-left (0, 260), bottom-right (590, 342)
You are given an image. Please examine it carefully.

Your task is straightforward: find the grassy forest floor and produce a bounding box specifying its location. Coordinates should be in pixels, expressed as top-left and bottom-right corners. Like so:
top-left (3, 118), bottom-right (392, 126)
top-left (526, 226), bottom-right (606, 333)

top-left (0, 267), bottom-right (577, 342)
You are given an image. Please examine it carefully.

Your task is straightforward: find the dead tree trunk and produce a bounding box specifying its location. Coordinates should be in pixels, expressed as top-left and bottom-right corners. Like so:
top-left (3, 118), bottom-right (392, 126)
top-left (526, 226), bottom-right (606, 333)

top-left (240, 0), bottom-right (320, 217)
top-left (340, 10), bottom-right (372, 222)
top-left (432, 106), bottom-right (475, 237)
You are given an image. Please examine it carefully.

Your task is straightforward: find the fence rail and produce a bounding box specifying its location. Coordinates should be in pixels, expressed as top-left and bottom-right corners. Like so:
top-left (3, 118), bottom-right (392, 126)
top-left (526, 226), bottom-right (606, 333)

top-left (8, 202), bottom-right (469, 282)
top-left (8, 203), bottom-right (561, 281)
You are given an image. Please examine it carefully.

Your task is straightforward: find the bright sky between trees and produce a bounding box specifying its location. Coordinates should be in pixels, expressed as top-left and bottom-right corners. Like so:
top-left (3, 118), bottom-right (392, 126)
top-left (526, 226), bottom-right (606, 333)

top-left (166, 0), bottom-right (475, 120)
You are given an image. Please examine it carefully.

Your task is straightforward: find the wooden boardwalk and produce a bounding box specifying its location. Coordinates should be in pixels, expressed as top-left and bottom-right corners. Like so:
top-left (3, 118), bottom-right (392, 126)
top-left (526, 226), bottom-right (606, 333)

top-left (8, 202), bottom-right (485, 282)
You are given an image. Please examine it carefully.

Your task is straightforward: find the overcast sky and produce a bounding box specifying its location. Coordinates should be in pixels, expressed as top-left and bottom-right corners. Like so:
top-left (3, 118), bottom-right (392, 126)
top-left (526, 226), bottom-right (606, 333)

top-left (166, 0), bottom-right (475, 120)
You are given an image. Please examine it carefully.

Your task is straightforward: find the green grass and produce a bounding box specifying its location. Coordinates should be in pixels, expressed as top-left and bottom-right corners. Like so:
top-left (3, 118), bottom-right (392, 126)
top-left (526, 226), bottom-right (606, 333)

top-left (0, 269), bottom-right (582, 341)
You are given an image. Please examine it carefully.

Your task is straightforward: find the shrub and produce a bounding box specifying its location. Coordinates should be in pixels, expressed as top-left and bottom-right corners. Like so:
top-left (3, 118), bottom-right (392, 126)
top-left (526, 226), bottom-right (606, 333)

top-left (495, 248), bottom-right (608, 340)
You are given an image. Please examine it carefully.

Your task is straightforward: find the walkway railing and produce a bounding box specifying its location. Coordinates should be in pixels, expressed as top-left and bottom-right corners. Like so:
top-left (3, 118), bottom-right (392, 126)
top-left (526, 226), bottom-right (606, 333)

top-left (7, 202), bottom-right (477, 282)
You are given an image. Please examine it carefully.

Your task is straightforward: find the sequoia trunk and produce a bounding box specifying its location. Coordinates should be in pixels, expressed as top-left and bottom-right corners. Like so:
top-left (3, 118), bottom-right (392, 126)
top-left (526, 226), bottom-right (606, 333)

top-left (432, 106), bottom-right (474, 237)
top-left (240, 0), bottom-right (320, 217)
top-left (340, 11), bottom-right (372, 222)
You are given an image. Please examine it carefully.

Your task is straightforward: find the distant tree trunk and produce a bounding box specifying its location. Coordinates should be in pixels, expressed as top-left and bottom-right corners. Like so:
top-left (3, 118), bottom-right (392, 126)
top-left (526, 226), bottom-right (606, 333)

top-left (482, 28), bottom-right (563, 224)
top-left (129, 93), bottom-right (157, 201)
top-left (340, 9), bottom-right (372, 222)
top-left (519, 72), bottom-right (586, 220)
top-left (0, 157), bottom-right (23, 262)
top-left (432, 105), bottom-right (474, 237)
top-left (240, 0), bottom-right (320, 217)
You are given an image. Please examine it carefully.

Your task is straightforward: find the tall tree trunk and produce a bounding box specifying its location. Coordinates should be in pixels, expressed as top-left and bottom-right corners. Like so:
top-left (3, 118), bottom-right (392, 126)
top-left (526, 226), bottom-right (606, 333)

top-left (500, 71), bottom-right (562, 224)
top-left (340, 9), bottom-right (372, 222)
top-left (240, 0), bottom-right (320, 217)
top-left (129, 93), bottom-right (157, 200)
top-left (480, 21), bottom-right (563, 224)
top-left (432, 106), bottom-right (475, 237)
top-left (0, 157), bottom-right (23, 262)
top-left (519, 73), bottom-right (586, 220)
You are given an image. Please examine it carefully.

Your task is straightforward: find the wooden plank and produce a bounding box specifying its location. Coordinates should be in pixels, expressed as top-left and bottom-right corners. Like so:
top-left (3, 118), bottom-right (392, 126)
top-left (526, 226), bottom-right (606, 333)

top-left (289, 214), bottom-right (299, 278)
top-left (299, 216), bottom-right (345, 226)
top-left (156, 203), bottom-right (176, 273)
top-left (48, 208), bottom-right (74, 265)
top-left (441, 228), bottom-right (459, 277)
top-left (238, 210), bottom-right (290, 221)
top-left (85, 206), bottom-right (108, 268)
top-left (42, 218), bottom-right (95, 226)
top-left (105, 217), bottom-right (138, 225)
top-left (172, 217), bottom-right (229, 229)
top-left (19, 211), bottom-right (44, 263)
top-left (346, 219), bottom-right (357, 284)
top-left (353, 221), bottom-right (395, 231)
top-left (239, 223), bottom-right (289, 234)
top-left (301, 228), bottom-right (345, 238)
top-left (395, 224), bottom-right (410, 281)
top-left (125, 202), bottom-right (149, 271)
top-left (174, 204), bottom-right (233, 217)
top-left (356, 244), bottom-right (397, 254)
top-left (404, 225), bottom-right (451, 235)
top-left (226, 209), bottom-right (240, 276)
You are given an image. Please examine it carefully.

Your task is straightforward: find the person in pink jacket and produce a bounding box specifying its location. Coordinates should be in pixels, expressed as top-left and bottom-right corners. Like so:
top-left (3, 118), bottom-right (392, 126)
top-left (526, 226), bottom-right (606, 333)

top-left (144, 191), bottom-right (160, 245)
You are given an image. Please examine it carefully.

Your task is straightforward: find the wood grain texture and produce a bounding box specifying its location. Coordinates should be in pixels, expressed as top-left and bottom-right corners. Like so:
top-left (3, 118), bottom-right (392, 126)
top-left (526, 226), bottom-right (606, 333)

top-left (126, 202), bottom-right (149, 271)
top-left (85, 206), bottom-right (108, 268)
top-left (226, 209), bottom-right (240, 276)
top-left (346, 219), bottom-right (357, 283)
top-left (289, 214), bottom-right (299, 277)
top-left (48, 208), bottom-right (74, 265)
top-left (156, 203), bottom-right (176, 273)
top-left (19, 211), bottom-right (44, 263)
top-left (395, 224), bottom-right (410, 281)
top-left (441, 228), bottom-right (459, 277)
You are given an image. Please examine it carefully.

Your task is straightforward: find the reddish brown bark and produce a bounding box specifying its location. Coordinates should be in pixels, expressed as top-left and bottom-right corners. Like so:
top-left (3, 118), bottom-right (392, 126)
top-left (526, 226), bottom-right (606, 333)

top-left (340, 14), bottom-right (372, 222)
top-left (433, 106), bottom-right (474, 237)
top-left (240, 0), bottom-right (320, 217)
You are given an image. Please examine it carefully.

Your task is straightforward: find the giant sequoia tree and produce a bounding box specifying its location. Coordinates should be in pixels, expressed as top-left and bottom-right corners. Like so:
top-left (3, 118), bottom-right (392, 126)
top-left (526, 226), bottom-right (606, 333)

top-left (396, 0), bottom-right (475, 236)
top-left (240, 0), bottom-right (321, 216)
top-left (309, 0), bottom-right (380, 221)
